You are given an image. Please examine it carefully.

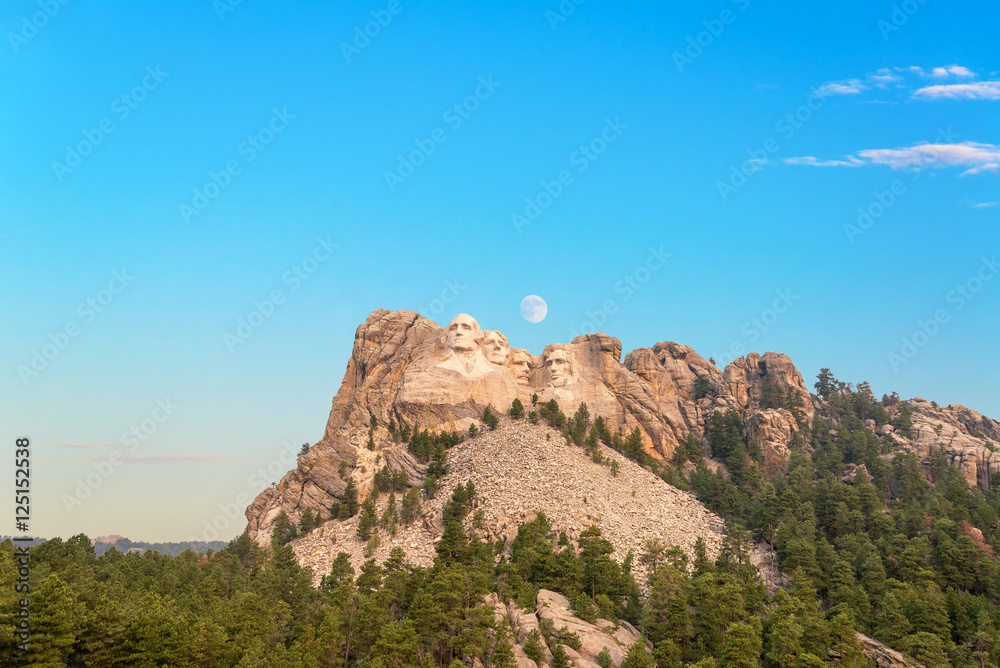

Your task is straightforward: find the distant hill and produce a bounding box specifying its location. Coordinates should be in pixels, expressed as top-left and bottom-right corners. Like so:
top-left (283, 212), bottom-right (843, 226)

top-left (91, 536), bottom-right (228, 556)
top-left (2, 536), bottom-right (227, 556)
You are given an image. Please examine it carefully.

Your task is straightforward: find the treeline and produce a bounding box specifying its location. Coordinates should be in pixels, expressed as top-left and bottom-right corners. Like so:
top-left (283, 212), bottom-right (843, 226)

top-left (0, 490), bottom-right (865, 667)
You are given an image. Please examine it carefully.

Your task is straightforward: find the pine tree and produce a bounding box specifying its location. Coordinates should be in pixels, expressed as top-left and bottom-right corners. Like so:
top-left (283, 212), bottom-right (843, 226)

top-left (342, 477), bottom-right (359, 517)
top-left (621, 640), bottom-right (654, 668)
top-left (509, 398), bottom-right (525, 419)
top-left (30, 574), bottom-right (79, 667)
top-left (271, 510), bottom-right (298, 547)
top-left (814, 368), bottom-right (837, 399)
top-left (357, 497), bottom-right (378, 540)
top-left (720, 621), bottom-right (762, 668)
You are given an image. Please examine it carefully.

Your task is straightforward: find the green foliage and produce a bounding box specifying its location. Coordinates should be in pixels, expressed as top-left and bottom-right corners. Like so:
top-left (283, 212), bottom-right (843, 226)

top-left (523, 629), bottom-right (545, 663)
top-left (760, 373), bottom-right (785, 410)
top-left (622, 640), bottom-right (654, 668)
top-left (694, 374), bottom-right (713, 400)
top-left (814, 368), bottom-right (837, 399)
top-left (12, 383), bottom-right (1000, 668)
top-left (483, 406), bottom-right (500, 430)
top-left (509, 398), bottom-right (525, 419)
top-left (357, 496), bottom-right (378, 540)
top-left (342, 477), bottom-right (359, 517)
top-left (270, 510), bottom-right (298, 547)
top-left (539, 399), bottom-right (567, 428)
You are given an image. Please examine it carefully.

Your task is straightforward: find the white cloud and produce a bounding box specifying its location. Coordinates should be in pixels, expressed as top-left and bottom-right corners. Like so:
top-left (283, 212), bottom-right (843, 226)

top-left (867, 68), bottom-right (903, 87)
top-left (913, 80), bottom-right (1000, 100)
top-left (37, 452), bottom-right (236, 465)
top-left (929, 65), bottom-right (976, 78)
top-left (973, 201), bottom-right (998, 209)
top-left (815, 79), bottom-right (867, 96)
top-left (786, 142), bottom-right (1000, 176)
top-left (783, 156), bottom-right (864, 167)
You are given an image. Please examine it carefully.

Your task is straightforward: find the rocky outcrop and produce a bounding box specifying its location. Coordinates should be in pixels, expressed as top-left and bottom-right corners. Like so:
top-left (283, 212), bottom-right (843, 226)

top-left (856, 633), bottom-right (922, 668)
top-left (496, 589), bottom-right (646, 668)
top-left (744, 408), bottom-right (800, 459)
top-left (723, 352), bottom-right (814, 420)
top-left (248, 310), bottom-right (825, 543)
top-left (288, 418), bottom-right (725, 584)
top-left (244, 308), bottom-right (999, 550)
top-left (906, 398), bottom-right (1000, 489)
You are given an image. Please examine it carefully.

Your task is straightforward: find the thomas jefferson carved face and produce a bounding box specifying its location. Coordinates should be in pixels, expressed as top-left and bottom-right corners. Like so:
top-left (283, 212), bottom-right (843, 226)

top-left (545, 349), bottom-right (574, 387)
top-left (482, 331), bottom-right (510, 365)
top-left (446, 314), bottom-right (483, 353)
top-left (508, 348), bottom-right (532, 386)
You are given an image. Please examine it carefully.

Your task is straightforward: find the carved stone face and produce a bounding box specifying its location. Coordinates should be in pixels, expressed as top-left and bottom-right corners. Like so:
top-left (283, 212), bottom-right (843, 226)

top-left (508, 348), bottom-right (532, 386)
top-left (446, 314), bottom-right (482, 353)
top-left (545, 349), bottom-right (574, 387)
top-left (482, 331), bottom-right (510, 365)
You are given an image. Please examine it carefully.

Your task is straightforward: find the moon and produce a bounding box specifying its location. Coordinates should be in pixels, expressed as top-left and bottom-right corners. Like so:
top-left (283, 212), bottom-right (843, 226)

top-left (520, 295), bottom-right (547, 323)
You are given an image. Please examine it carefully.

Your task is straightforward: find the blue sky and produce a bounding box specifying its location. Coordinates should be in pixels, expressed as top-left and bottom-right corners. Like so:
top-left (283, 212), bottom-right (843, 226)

top-left (2, 0), bottom-right (997, 542)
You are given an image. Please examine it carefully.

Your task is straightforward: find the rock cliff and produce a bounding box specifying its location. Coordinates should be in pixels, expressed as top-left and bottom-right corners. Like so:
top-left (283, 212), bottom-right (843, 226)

top-left (245, 308), bottom-right (999, 555)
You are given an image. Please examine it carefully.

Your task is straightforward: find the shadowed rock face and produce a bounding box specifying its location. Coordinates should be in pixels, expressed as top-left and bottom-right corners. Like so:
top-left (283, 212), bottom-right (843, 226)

top-left (245, 308), bottom-right (999, 543)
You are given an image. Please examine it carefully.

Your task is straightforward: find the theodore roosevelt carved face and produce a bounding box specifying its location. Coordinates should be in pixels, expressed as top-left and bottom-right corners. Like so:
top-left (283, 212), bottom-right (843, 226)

top-left (508, 348), bottom-right (532, 386)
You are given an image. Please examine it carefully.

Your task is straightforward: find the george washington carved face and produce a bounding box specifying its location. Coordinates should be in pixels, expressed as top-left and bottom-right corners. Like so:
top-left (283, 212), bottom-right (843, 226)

top-left (545, 349), bottom-right (574, 387)
top-left (446, 314), bottom-right (483, 353)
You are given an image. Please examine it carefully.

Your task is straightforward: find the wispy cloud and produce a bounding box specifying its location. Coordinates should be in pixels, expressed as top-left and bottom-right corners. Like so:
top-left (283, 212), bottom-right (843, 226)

top-left (973, 201), bottom-right (998, 209)
top-left (816, 79), bottom-right (867, 96)
top-left (928, 65), bottom-right (976, 78)
top-left (898, 65), bottom-right (977, 79)
top-left (786, 142), bottom-right (1000, 176)
top-left (816, 65), bottom-right (994, 101)
top-left (867, 68), bottom-right (903, 87)
top-left (913, 80), bottom-right (1000, 100)
top-left (36, 452), bottom-right (237, 465)
top-left (43, 442), bottom-right (124, 450)
top-left (784, 156), bottom-right (864, 167)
